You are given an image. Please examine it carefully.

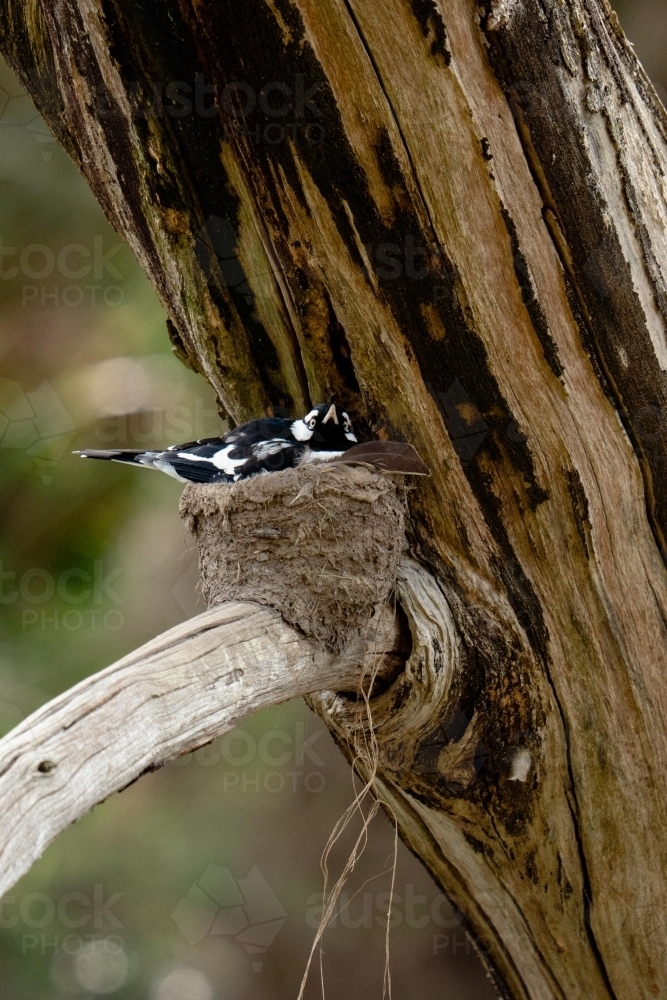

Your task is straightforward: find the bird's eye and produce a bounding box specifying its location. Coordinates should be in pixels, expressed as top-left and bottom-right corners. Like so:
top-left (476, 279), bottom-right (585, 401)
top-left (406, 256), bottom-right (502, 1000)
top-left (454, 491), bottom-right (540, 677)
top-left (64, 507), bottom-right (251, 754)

top-left (308, 418), bottom-right (316, 429)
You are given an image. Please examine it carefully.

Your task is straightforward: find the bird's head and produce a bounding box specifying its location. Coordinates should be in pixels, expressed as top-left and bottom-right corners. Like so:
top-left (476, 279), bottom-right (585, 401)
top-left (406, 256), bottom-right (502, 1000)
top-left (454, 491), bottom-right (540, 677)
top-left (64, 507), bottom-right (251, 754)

top-left (291, 404), bottom-right (358, 450)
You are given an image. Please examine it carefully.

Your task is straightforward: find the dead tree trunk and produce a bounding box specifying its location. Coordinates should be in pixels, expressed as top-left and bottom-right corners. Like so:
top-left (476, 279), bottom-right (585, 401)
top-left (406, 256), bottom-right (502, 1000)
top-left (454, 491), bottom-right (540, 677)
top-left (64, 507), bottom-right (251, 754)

top-left (2, 0), bottom-right (667, 997)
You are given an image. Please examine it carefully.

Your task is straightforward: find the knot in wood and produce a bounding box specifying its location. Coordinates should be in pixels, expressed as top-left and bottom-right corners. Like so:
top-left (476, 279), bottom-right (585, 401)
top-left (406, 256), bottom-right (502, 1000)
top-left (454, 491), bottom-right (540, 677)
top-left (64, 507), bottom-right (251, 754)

top-left (180, 464), bottom-right (407, 651)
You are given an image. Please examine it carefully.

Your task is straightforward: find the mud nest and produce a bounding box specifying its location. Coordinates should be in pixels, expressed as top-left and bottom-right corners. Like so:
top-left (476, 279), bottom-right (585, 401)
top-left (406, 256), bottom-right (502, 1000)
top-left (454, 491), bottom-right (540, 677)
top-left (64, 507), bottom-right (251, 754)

top-left (179, 464), bottom-right (407, 651)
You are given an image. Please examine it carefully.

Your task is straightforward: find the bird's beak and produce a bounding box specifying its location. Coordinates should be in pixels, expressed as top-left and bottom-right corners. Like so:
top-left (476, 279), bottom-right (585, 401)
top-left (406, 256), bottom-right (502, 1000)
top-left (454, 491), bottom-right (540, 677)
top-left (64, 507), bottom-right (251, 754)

top-left (322, 404), bottom-right (338, 425)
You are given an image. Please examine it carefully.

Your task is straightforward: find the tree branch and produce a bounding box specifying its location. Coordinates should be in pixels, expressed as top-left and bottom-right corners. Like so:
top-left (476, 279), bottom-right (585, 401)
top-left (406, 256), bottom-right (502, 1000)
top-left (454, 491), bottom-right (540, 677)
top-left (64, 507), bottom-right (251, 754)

top-left (4, 0), bottom-right (667, 993)
top-left (0, 600), bottom-right (402, 898)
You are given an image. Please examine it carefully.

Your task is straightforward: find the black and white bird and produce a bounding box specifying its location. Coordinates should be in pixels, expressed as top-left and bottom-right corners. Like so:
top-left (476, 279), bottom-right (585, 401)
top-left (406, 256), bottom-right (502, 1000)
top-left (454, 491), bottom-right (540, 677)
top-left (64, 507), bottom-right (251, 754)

top-left (74, 403), bottom-right (359, 484)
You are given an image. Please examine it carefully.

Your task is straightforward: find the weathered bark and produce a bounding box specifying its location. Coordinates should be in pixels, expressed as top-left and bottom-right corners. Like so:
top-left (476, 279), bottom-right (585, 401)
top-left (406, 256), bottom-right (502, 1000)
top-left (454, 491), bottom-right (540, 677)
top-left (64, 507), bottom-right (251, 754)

top-left (0, 601), bottom-right (412, 895)
top-left (2, 0), bottom-right (667, 997)
top-left (0, 598), bottom-right (405, 898)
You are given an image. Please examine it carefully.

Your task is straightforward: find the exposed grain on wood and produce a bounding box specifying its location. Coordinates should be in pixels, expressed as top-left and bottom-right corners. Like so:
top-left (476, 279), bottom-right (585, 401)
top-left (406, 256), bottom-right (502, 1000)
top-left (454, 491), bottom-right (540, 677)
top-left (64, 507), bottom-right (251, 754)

top-left (3, 0), bottom-right (667, 995)
top-left (0, 599), bottom-right (408, 899)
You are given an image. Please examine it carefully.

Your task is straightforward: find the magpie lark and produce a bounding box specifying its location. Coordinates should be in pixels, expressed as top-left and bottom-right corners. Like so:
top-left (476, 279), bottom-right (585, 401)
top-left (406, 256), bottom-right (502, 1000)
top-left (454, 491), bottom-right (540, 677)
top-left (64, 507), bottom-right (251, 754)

top-left (74, 403), bottom-right (358, 484)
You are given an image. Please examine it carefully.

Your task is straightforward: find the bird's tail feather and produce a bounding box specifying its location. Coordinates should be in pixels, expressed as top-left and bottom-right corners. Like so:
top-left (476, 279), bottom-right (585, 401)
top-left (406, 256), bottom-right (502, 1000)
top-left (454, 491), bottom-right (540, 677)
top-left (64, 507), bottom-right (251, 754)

top-left (74, 449), bottom-right (157, 466)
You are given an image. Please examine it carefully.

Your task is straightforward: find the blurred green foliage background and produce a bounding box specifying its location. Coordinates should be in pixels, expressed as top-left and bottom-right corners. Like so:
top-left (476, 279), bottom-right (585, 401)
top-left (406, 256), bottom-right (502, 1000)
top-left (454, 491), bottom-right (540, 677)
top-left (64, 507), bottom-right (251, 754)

top-left (0, 2), bottom-right (660, 997)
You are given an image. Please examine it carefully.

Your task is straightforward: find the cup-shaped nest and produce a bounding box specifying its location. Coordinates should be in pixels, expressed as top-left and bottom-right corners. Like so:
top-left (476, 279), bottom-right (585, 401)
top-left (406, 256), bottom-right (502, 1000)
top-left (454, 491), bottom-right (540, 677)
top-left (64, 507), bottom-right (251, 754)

top-left (180, 464), bottom-right (407, 652)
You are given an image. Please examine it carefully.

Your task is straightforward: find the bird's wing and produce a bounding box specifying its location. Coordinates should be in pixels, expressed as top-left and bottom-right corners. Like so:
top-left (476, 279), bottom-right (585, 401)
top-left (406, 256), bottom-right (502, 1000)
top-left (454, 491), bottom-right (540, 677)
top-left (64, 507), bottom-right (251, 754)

top-left (159, 436), bottom-right (297, 482)
top-left (230, 442), bottom-right (302, 479)
top-left (166, 436), bottom-right (226, 452)
top-left (167, 418), bottom-right (293, 453)
top-left (153, 455), bottom-right (228, 483)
